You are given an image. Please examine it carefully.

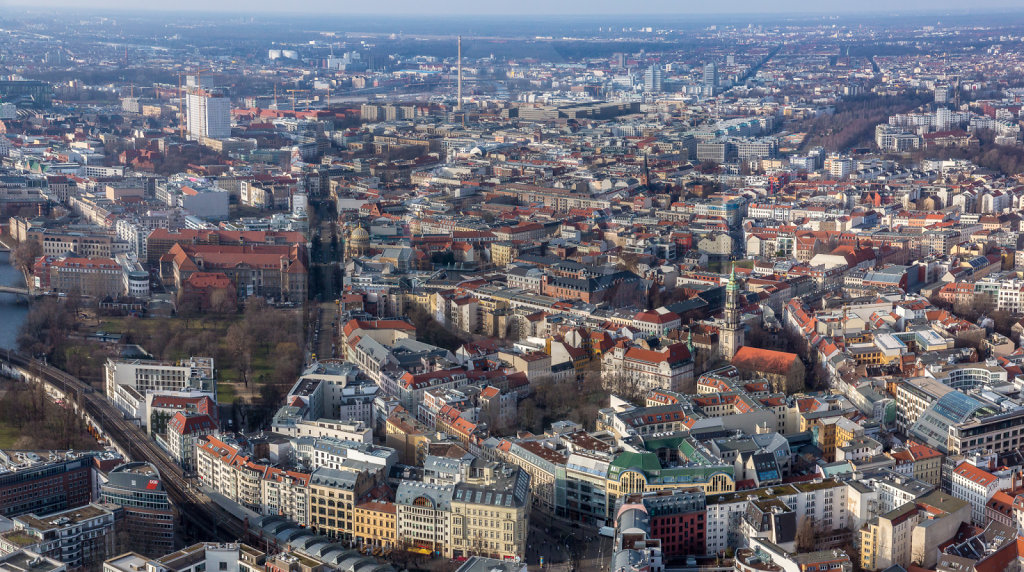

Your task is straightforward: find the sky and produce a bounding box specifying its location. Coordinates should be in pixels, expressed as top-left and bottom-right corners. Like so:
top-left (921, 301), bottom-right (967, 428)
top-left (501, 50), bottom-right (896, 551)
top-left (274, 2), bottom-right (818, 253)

top-left (3, 0), bottom-right (1024, 16)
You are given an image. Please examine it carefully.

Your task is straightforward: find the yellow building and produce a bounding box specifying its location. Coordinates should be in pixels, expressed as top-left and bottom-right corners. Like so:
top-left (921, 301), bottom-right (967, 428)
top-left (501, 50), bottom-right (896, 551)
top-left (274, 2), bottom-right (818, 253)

top-left (450, 469), bottom-right (531, 560)
top-left (490, 242), bottom-right (519, 267)
top-left (309, 467), bottom-right (379, 543)
top-left (353, 500), bottom-right (397, 554)
top-left (401, 292), bottom-right (433, 315)
top-left (385, 407), bottom-right (431, 466)
top-left (810, 415), bottom-right (863, 462)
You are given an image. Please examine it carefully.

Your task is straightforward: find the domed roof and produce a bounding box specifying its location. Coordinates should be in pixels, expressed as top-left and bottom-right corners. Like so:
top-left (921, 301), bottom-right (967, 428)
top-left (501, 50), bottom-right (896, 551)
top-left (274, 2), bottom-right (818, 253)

top-left (350, 226), bottom-right (369, 240)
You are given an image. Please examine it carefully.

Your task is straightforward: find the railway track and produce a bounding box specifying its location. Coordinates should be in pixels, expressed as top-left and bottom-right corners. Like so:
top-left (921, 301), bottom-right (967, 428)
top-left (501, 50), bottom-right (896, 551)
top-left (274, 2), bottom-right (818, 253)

top-left (4, 352), bottom-right (247, 542)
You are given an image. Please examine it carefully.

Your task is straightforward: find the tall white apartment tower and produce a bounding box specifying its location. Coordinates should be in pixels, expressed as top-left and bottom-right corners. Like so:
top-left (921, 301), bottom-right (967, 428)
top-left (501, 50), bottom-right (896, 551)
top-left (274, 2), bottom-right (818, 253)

top-left (186, 91), bottom-right (231, 140)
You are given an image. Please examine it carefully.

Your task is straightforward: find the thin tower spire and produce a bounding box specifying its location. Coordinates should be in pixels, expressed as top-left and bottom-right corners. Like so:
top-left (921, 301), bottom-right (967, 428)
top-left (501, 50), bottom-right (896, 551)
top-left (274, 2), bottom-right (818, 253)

top-left (457, 36), bottom-right (462, 113)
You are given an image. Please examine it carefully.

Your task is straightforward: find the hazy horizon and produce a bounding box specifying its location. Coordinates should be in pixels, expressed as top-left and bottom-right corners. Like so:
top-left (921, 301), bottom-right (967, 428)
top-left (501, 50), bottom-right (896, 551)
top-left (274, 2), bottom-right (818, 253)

top-left (4, 0), bottom-right (1024, 17)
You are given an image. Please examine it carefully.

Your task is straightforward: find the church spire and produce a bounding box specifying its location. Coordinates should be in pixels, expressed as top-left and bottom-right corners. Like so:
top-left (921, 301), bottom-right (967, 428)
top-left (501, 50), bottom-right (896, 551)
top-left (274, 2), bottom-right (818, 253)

top-left (720, 261), bottom-right (744, 360)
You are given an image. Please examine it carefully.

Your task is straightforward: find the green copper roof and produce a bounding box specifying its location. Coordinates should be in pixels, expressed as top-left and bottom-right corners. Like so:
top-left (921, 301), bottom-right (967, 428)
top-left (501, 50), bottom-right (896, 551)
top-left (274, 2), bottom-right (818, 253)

top-left (608, 451), bottom-right (663, 474)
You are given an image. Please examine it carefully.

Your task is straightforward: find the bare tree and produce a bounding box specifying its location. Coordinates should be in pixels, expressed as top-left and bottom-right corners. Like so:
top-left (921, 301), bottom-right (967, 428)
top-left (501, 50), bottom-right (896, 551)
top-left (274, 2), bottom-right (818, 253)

top-left (10, 238), bottom-right (42, 277)
top-left (795, 516), bottom-right (816, 551)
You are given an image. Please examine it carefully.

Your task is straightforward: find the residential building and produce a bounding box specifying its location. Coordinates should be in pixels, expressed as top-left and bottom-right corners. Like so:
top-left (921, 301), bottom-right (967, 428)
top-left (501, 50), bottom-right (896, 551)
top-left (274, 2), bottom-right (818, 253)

top-left (859, 491), bottom-right (969, 570)
top-left (353, 500), bottom-right (397, 553)
top-left (162, 413), bottom-right (218, 472)
top-left (950, 461), bottom-right (1005, 525)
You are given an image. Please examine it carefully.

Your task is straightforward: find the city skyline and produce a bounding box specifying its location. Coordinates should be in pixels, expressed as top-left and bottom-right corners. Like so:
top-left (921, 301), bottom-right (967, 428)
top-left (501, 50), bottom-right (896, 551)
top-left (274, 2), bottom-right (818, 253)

top-left (5, 0), bottom-right (1024, 16)
top-left (4, 5), bottom-right (1024, 572)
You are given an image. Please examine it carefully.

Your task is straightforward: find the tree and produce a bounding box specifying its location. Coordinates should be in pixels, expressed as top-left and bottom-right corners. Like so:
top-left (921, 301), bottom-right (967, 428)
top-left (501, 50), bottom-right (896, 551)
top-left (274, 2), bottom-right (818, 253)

top-left (17, 297), bottom-right (74, 359)
top-left (10, 238), bottom-right (42, 277)
top-left (272, 342), bottom-right (303, 385)
top-left (210, 289), bottom-right (238, 313)
top-left (795, 516), bottom-right (816, 551)
top-left (406, 305), bottom-right (468, 351)
top-left (604, 369), bottom-right (644, 404)
top-left (696, 160), bottom-right (720, 174)
top-left (175, 291), bottom-right (202, 328)
top-left (227, 323), bottom-right (253, 386)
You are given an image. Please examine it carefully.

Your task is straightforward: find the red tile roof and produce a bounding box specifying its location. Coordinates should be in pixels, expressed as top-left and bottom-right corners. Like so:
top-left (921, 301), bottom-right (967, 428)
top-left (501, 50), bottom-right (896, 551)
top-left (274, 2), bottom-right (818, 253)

top-left (731, 346), bottom-right (800, 376)
top-left (954, 462), bottom-right (998, 487)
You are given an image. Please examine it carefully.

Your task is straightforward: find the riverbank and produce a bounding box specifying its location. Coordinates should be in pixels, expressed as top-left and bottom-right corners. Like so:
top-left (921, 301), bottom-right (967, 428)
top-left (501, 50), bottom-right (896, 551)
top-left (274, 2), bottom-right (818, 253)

top-left (0, 234), bottom-right (34, 292)
top-left (0, 250), bottom-right (30, 349)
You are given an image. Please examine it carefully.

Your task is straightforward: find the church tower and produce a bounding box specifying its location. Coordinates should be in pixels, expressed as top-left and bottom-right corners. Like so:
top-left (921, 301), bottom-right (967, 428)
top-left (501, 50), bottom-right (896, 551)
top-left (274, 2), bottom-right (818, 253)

top-left (719, 264), bottom-right (744, 360)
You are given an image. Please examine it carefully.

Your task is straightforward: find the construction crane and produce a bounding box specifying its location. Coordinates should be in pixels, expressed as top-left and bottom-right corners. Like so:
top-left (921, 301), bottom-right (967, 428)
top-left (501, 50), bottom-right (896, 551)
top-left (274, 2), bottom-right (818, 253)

top-left (286, 89), bottom-right (308, 113)
top-left (188, 67), bottom-right (212, 91)
top-left (322, 83), bottom-right (331, 110)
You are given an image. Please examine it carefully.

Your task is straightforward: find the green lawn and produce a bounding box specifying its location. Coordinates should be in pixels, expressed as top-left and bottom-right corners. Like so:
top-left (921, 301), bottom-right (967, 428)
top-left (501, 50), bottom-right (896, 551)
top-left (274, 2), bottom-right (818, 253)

top-left (217, 382), bottom-right (237, 404)
top-left (0, 424), bottom-right (21, 449)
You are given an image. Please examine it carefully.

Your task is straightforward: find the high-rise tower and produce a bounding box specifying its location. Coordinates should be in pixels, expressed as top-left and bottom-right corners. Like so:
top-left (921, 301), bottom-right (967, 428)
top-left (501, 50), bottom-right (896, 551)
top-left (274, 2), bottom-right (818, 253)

top-left (703, 62), bottom-right (718, 97)
top-left (456, 36), bottom-right (463, 112)
top-left (643, 65), bottom-right (663, 93)
top-left (186, 90), bottom-right (230, 140)
top-left (719, 263), bottom-right (744, 360)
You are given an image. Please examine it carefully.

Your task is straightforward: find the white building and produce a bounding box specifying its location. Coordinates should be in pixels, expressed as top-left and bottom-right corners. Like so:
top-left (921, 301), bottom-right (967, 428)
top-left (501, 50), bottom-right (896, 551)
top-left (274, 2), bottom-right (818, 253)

top-left (705, 479), bottom-right (848, 556)
top-left (0, 503), bottom-right (119, 570)
top-left (104, 357), bottom-right (215, 420)
top-left (105, 357), bottom-right (214, 398)
top-left (395, 481), bottom-right (454, 557)
top-left (195, 435), bottom-right (310, 524)
top-left (163, 411), bottom-right (218, 471)
top-left (273, 418), bottom-right (372, 443)
top-left (292, 436), bottom-right (397, 472)
top-left (186, 92), bottom-right (231, 140)
top-left (104, 542), bottom-right (261, 572)
top-left (602, 342), bottom-right (694, 394)
top-left (950, 461), bottom-right (1005, 524)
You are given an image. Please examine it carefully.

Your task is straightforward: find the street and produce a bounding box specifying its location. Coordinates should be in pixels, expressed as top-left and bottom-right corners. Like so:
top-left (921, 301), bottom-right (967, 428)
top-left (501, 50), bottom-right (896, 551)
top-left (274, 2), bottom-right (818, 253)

top-left (525, 518), bottom-right (613, 571)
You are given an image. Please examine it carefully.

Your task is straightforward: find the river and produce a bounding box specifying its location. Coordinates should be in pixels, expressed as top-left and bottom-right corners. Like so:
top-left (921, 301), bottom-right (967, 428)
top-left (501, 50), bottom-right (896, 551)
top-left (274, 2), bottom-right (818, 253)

top-left (0, 251), bottom-right (29, 349)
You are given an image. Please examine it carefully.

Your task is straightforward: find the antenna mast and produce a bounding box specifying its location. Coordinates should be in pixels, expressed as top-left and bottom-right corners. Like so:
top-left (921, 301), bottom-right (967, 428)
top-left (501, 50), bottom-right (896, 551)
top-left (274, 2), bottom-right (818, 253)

top-left (456, 36), bottom-right (462, 113)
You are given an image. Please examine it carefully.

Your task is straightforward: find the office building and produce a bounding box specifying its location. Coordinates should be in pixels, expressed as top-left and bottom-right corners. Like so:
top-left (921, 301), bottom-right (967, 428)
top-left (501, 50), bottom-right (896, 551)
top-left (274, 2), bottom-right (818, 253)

top-left (0, 451), bottom-right (95, 518)
top-left (0, 550), bottom-right (66, 572)
top-left (395, 461), bottom-right (530, 561)
top-left (0, 503), bottom-right (122, 571)
top-left (703, 62), bottom-right (718, 96)
top-left (615, 488), bottom-right (707, 561)
top-left (39, 257), bottom-right (124, 298)
top-left (185, 92), bottom-right (230, 140)
top-left (643, 65), bottom-right (663, 93)
top-left (99, 463), bottom-right (175, 556)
